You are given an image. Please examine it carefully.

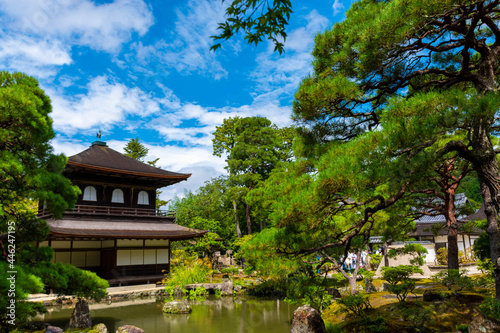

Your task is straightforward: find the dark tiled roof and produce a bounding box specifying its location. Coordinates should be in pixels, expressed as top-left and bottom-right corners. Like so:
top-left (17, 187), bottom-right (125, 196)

top-left (47, 218), bottom-right (207, 240)
top-left (66, 142), bottom-right (190, 185)
top-left (414, 193), bottom-right (471, 224)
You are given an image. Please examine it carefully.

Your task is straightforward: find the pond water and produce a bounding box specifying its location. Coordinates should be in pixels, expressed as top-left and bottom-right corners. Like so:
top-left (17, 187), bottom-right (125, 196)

top-left (39, 296), bottom-right (297, 332)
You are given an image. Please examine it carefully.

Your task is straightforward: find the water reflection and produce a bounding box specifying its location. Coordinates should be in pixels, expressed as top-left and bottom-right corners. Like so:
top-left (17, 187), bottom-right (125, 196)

top-left (39, 296), bottom-right (296, 333)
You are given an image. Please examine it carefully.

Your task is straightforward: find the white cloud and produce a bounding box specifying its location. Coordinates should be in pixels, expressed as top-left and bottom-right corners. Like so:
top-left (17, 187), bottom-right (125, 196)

top-left (0, 35), bottom-right (72, 78)
top-left (332, 0), bottom-right (345, 16)
top-left (47, 75), bottom-right (175, 134)
top-left (133, 0), bottom-right (229, 79)
top-left (148, 144), bottom-right (227, 199)
top-left (0, 0), bottom-right (153, 53)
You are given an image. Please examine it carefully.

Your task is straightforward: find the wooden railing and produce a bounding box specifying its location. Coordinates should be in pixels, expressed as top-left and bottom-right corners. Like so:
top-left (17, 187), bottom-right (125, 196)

top-left (37, 205), bottom-right (175, 218)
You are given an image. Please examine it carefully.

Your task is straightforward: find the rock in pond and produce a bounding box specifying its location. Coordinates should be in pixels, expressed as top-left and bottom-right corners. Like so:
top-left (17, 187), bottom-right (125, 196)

top-left (116, 325), bottom-right (144, 333)
top-left (291, 304), bottom-right (326, 333)
top-left (89, 323), bottom-right (109, 333)
top-left (45, 326), bottom-right (64, 333)
top-left (163, 301), bottom-right (192, 314)
top-left (221, 280), bottom-right (234, 296)
top-left (69, 298), bottom-right (92, 329)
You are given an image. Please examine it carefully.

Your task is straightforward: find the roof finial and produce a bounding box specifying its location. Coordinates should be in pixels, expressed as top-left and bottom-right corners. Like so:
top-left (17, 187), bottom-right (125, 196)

top-left (92, 130), bottom-right (107, 147)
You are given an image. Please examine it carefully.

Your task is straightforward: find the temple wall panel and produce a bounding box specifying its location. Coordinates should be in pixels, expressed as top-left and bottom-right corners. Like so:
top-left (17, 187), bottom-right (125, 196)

top-left (117, 250), bottom-right (131, 266)
top-left (144, 249), bottom-right (156, 264)
top-left (87, 251), bottom-right (101, 266)
top-left (52, 241), bottom-right (71, 249)
top-left (157, 249), bottom-right (169, 264)
top-left (131, 249), bottom-right (144, 265)
top-left (71, 252), bottom-right (86, 267)
top-left (117, 239), bottom-right (144, 247)
top-left (53, 251), bottom-right (71, 264)
top-left (102, 240), bottom-right (115, 248)
top-left (145, 239), bottom-right (169, 247)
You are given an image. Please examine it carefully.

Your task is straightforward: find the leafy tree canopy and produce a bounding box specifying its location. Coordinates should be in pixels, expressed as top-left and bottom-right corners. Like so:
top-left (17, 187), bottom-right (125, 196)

top-left (0, 72), bottom-right (107, 330)
top-left (211, 0), bottom-right (293, 54)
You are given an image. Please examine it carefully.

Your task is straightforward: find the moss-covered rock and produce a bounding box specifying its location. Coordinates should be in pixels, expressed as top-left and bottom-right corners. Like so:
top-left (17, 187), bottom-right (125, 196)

top-left (163, 301), bottom-right (192, 314)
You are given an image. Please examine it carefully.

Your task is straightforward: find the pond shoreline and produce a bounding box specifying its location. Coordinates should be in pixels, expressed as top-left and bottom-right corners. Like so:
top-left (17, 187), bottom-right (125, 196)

top-left (28, 284), bottom-right (169, 309)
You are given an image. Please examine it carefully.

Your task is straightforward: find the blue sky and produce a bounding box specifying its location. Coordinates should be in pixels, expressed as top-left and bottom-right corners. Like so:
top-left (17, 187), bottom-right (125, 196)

top-left (0, 0), bottom-right (349, 200)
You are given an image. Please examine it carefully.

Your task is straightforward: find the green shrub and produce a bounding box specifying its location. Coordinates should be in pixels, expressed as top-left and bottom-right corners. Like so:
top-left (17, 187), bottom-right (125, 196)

top-left (164, 250), bottom-right (211, 288)
top-left (335, 293), bottom-right (372, 319)
top-left (188, 287), bottom-right (208, 300)
top-left (480, 297), bottom-right (500, 321)
top-left (397, 302), bottom-right (434, 331)
top-left (369, 254), bottom-right (383, 269)
top-left (359, 315), bottom-right (387, 333)
top-left (381, 265), bottom-right (423, 303)
top-left (456, 324), bottom-right (469, 333)
top-left (432, 269), bottom-right (472, 293)
top-left (436, 247), bottom-right (448, 265)
top-left (220, 267), bottom-right (239, 275)
top-left (285, 275), bottom-right (333, 313)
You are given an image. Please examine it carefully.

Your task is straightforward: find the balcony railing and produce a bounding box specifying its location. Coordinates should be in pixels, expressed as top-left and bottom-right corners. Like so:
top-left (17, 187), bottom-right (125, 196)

top-left (37, 204), bottom-right (175, 219)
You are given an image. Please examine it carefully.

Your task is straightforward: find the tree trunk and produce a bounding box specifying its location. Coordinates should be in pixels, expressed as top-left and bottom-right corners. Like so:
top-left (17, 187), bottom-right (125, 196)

top-left (245, 203), bottom-right (252, 235)
top-left (480, 182), bottom-right (500, 299)
top-left (469, 115), bottom-right (500, 299)
top-left (338, 249), bottom-right (362, 294)
top-left (444, 192), bottom-right (460, 269)
top-left (383, 240), bottom-right (389, 267)
top-left (233, 200), bottom-right (242, 238)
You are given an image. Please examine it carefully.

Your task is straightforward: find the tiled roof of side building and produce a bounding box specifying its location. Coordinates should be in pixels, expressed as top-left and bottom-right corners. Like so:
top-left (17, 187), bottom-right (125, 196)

top-left (414, 193), bottom-right (472, 224)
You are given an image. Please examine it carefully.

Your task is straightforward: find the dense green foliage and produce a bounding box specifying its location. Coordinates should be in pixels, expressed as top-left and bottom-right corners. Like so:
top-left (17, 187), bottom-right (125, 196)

top-left (0, 72), bottom-right (108, 331)
top-left (170, 176), bottom-right (235, 246)
top-left (164, 250), bottom-right (212, 288)
top-left (213, 116), bottom-right (293, 236)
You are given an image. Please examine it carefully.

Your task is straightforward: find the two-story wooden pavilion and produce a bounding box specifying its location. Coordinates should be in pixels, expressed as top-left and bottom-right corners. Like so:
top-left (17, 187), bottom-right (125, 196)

top-left (37, 140), bottom-right (206, 285)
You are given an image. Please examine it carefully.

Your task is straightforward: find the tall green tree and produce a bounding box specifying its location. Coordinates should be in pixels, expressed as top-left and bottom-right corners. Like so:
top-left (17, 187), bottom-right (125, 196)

top-left (169, 176), bottom-right (236, 245)
top-left (290, 0), bottom-right (500, 298)
top-left (411, 156), bottom-right (472, 269)
top-left (213, 116), bottom-right (293, 236)
top-left (0, 72), bottom-right (92, 330)
top-left (124, 137), bottom-right (149, 161)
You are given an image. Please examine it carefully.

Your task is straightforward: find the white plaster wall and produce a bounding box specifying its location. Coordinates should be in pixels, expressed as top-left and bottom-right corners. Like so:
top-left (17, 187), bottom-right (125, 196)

top-left (157, 249), bottom-right (169, 264)
top-left (117, 250), bottom-right (131, 266)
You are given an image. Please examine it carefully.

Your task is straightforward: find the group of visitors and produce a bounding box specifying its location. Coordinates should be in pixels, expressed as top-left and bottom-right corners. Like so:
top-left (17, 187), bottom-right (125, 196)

top-left (339, 247), bottom-right (383, 272)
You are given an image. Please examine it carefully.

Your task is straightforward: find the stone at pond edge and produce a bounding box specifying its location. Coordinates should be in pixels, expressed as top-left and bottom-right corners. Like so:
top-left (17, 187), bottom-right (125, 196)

top-left (221, 280), bottom-right (234, 296)
top-left (163, 301), bottom-right (192, 314)
top-left (469, 312), bottom-right (500, 333)
top-left (116, 325), bottom-right (144, 333)
top-left (291, 304), bottom-right (326, 333)
top-left (89, 323), bottom-right (109, 333)
top-left (173, 286), bottom-right (185, 299)
top-left (69, 298), bottom-right (92, 329)
top-left (45, 326), bottom-right (63, 333)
